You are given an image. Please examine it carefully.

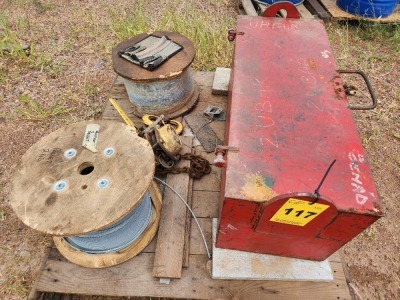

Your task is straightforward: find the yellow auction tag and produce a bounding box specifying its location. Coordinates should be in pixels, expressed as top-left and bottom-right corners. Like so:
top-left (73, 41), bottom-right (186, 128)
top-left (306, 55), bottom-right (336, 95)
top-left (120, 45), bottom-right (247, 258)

top-left (270, 198), bottom-right (330, 226)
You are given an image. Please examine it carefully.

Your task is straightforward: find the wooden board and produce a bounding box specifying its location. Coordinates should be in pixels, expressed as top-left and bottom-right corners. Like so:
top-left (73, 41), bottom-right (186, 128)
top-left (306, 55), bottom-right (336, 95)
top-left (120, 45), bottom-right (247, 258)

top-left (152, 136), bottom-right (193, 278)
top-left (241, 0), bottom-right (258, 16)
top-left (33, 242), bottom-right (352, 300)
top-left (318, 0), bottom-right (400, 22)
top-left (182, 176), bottom-right (193, 267)
top-left (10, 120), bottom-right (154, 236)
top-left (297, 3), bottom-right (316, 19)
top-left (29, 71), bottom-right (353, 300)
top-left (304, 0), bottom-right (332, 19)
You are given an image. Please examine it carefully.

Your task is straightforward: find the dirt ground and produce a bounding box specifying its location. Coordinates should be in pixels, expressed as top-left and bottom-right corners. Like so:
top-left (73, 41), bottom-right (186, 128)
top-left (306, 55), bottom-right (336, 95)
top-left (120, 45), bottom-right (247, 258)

top-left (1, 1), bottom-right (399, 299)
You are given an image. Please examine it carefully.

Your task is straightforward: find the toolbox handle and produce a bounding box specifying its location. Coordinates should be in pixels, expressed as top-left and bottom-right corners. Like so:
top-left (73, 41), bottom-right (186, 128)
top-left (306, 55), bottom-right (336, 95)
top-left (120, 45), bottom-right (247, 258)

top-left (337, 70), bottom-right (377, 110)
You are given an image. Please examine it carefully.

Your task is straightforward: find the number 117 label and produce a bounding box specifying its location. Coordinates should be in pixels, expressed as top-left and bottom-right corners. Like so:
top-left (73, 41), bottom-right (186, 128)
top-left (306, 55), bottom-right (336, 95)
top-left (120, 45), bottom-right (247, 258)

top-left (270, 198), bottom-right (329, 226)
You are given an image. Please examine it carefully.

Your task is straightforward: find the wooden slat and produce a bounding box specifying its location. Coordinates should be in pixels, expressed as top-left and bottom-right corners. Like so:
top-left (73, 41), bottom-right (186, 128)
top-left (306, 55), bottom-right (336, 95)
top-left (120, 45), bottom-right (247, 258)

top-left (241, 0), bottom-right (258, 16)
top-left (182, 173), bottom-right (194, 267)
top-left (103, 76), bottom-right (142, 124)
top-left (304, 0), bottom-right (331, 19)
top-left (193, 71), bottom-right (215, 87)
top-left (192, 190), bottom-right (220, 218)
top-left (152, 136), bottom-right (193, 278)
top-left (189, 218), bottom-right (213, 255)
top-left (35, 254), bottom-right (351, 299)
top-left (297, 3), bottom-right (316, 19)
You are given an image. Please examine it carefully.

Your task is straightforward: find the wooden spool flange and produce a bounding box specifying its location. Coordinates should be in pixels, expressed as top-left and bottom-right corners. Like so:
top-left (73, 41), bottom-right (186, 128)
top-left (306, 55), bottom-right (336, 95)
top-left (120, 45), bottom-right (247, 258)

top-left (112, 31), bottom-right (199, 119)
top-left (11, 120), bottom-right (155, 237)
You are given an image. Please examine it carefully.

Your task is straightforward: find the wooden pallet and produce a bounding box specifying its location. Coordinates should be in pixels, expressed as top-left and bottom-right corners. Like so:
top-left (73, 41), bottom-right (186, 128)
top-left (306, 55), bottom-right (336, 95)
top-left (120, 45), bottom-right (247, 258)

top-left (28, 72), bottom-right (354, 300)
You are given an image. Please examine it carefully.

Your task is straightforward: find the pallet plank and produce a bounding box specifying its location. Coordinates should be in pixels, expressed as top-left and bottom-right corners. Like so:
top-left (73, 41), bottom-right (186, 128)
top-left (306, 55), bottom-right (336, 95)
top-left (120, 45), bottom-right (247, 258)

top-left (35, 254), bottom-right (351, 300)
top-left (297, 3), bottom-right (316, 19)
top-left (152, 136), bottom-right (193, 278)
top-left (192, 190), bottom-right (220, 218)
top-left (183, 175), bottom-right (194, 267)
top-left (304, 0), bottom-right (331, 19)
top-left (241, 0), bottom-right (258, 16)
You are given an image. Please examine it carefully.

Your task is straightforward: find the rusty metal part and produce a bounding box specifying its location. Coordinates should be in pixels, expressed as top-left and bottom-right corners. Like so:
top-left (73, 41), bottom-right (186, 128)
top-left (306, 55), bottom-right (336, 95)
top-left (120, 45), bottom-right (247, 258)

top-left (156, 153), bottom-right (211, 179)
top-left (337, 70), bottom-right (377, 110)
top-left (262, 2), bottom-right (301, 18)
top-left (142, 115), bottom-right (183, 135)
top-left (343, 84), bottom-right (358, 96)
top-left (154, 124), bottom-right (183, 159)
top-left (141, 117), bottom-right (183, 168)
top-left (228, 29), bottom-right (244, 41)
top-left (203, 105), bottom-right (226, 121)
top-left (213, 146), bottom-right (239, 168)
top-left (156, 150), bottom-right (175, 169)
top-left (142, 114), bottom-right (165, 134)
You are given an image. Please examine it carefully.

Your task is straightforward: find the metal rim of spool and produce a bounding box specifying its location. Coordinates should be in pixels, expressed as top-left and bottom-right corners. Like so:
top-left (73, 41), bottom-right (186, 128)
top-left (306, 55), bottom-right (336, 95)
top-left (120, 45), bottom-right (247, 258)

top-left (53, 181), bottom-right (162, 268)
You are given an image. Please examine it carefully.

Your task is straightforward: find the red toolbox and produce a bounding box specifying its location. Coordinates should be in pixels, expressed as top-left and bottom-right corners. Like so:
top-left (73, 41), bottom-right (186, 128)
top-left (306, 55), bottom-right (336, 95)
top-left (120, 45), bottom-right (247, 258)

top-left (216, 16), bottom-right (383, 261)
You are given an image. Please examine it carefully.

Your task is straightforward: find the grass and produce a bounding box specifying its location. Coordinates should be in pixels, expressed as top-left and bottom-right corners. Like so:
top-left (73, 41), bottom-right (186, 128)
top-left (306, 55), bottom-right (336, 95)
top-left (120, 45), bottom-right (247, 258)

top-left (327, 22), bottom-right (400, 67)
top-left (0, 207), bottom-right (4, 221)
top-left (32, 0), bottom-right (54, 13)
top-left (109, 1), bottom-right (235, 71)
top-left (0, 13), bottom-right (29, 59)
top-left (16, 94), bottom-right (74, 121)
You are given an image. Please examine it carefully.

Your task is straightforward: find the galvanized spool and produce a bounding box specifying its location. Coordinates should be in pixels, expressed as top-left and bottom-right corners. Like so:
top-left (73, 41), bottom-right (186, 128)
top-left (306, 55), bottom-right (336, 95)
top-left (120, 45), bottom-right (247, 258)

top-left (11, 120), bottom-right (162, 268)
top-left (112, 31), bottom-right (199, 119)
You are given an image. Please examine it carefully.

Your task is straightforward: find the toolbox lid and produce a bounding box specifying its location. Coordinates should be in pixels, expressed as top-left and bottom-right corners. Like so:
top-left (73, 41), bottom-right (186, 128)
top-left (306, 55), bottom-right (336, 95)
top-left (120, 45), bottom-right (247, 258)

top-left (223, 16), bottom-right (382, 216)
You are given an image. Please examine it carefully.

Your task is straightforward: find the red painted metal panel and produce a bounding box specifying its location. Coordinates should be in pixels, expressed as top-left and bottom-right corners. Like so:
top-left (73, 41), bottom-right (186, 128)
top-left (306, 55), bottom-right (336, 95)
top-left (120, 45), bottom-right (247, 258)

top-left (217, 16), bottom-right (383, 260)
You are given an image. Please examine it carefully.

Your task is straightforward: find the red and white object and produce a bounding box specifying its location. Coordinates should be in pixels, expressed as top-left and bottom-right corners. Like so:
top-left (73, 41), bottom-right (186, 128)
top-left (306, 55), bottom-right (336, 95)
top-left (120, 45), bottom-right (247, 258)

top-left (216, 16), bottom-right (383, 261)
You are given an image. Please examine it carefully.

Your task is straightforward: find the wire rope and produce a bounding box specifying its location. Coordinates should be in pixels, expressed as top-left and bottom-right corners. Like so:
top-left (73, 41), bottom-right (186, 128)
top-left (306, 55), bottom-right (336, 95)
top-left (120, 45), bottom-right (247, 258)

top-left (154, 177), bottom-right (212, 259)
top-left (64, 192), bottom-right (153, 254)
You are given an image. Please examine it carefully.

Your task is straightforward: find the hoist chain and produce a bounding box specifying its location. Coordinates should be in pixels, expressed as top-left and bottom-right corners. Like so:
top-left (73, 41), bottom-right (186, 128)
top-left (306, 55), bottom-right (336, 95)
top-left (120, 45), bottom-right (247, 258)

top-left (156, 153), bottom-right (211, 179)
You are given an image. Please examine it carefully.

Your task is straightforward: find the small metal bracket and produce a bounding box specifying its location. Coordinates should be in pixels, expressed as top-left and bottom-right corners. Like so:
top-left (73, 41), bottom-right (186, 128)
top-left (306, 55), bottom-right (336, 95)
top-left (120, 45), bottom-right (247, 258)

top-left (228, 29), bottom-right (244, 42)
top-left (203, 105), bottom-right (226, 121)
top-left (337, 70), bottom-right (377, 110)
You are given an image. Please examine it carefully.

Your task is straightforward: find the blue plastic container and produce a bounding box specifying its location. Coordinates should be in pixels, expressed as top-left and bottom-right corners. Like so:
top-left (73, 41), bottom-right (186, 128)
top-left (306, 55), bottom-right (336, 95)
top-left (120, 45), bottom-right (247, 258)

top-left (255, 0), bottom-right (304, 6)
top-left (336, 0), bottom-right (398, 18)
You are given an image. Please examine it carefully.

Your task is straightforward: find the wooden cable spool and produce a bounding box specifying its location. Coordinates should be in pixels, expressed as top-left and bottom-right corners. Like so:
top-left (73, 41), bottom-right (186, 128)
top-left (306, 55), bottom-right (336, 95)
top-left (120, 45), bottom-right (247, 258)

top-left (112, 31), bottom-right (199, 119)
top-left (11, 120), bottom-right (161, 268)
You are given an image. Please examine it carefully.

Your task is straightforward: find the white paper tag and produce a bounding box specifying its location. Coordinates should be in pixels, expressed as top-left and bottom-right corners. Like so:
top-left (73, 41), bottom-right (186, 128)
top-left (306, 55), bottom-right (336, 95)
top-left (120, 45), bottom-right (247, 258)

top-left (82, 124), bottom-right (100, 152)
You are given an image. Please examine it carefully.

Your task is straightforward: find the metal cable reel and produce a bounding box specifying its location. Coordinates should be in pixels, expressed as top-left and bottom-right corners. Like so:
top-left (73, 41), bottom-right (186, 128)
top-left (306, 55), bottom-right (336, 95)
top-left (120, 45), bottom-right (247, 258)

top-left (11, 120), bottom-right (162, 268)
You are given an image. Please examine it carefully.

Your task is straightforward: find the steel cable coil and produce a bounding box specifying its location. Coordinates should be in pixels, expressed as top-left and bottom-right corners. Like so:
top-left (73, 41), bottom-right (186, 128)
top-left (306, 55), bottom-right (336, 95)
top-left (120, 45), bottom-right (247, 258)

top-left (64, 192), bottom-right (153, 254)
